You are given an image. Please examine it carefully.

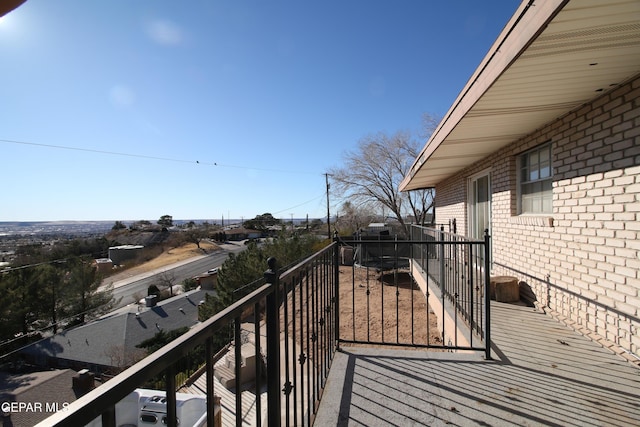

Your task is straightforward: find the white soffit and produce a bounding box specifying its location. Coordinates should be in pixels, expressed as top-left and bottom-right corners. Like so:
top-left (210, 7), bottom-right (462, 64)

top-left (401, 0), bottom-right (640, 191)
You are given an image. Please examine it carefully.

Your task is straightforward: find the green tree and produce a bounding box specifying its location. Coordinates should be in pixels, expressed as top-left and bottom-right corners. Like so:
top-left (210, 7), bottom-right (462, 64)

top-left (199, 233), bottom-right (320, 321)
top-left (112, 221), bottom-right (127, 230)
top-left (39, 263), bottom-right (65, 333)
top-left (183, 227), bottom-right (206, 250)
top-left (136, 327), bottom-right (189, 353)
top-left (61, 258), bottom-right (117, 324)
top-left (0, 267), bottom-right (43, 338)
top-left (158, 215), bottom-right (174, 228)
top-left (243, 213), bottom-right (281, 231)
top-left (182, 277), bottom-right (198, 292)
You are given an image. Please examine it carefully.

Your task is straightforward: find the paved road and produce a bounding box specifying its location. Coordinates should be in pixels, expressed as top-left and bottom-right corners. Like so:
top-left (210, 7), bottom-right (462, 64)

top-left (104, 242), bottom-right (247, 309)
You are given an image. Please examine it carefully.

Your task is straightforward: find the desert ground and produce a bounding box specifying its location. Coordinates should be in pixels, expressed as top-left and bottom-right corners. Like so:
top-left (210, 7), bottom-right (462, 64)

top-left (110, 241), bottom-right (441, 348)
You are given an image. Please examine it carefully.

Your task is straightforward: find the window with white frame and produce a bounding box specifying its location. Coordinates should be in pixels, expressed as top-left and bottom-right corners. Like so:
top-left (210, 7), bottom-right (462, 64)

top-left (519, 142), bottom-right (552, 214)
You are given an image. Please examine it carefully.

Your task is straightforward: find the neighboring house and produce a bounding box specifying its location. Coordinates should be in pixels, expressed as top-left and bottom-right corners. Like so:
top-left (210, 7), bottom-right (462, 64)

top-left (0, 369), bottom-right (92, 427)
top-left (400, 0), bottom-right (640, 360)
top-left (365, 223), bottom-right (389, 235)
top-left (19, 289), bottom-right (214, 374)
top-left (225, 227), bottom-right (262, 241)
top-left (93, 257), bottom-right (113, 274)
top-left (194, 269), bottom-right (218, 290)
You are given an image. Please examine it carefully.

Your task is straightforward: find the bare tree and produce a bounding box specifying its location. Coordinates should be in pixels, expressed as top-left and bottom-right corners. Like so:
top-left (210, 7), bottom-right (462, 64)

top-left (104, 344), bottom-right (147, 372)
top-left (334, 201), bottom-right (376, 236)
top-left (329, 128), bottom-right (435, 238)
top-left (420, 112), bottom-right (441, 140)
top-left (156, 270), bottom-right (177, 297)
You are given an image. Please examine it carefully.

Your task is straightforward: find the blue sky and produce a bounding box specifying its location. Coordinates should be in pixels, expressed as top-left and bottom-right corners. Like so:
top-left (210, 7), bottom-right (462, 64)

top-left (0, 1), bottom-right (518, 222)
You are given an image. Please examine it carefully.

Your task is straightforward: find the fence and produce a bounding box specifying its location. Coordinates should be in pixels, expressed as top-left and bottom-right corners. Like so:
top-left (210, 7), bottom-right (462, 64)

top-left (39, 243), bottom-right (340, 427)
top-left (337, 226), bottom-right (491, 358)
top-left (39, 228), bottom-right (491, 426)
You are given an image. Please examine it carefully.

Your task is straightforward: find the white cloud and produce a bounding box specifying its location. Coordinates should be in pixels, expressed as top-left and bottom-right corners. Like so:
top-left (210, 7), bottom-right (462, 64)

top-left (145, 19), bottom-right (183, 46)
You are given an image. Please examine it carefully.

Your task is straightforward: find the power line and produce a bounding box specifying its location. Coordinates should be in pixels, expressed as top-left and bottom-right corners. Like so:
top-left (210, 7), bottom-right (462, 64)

top-left (271, 193), bottom-right (326, 216)
top-left (0, 138), bottom-right (319, 175)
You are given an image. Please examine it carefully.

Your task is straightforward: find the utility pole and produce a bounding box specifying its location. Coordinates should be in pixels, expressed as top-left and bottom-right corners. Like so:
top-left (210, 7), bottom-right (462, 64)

top-left (325, 173), bottom-right (331, 239)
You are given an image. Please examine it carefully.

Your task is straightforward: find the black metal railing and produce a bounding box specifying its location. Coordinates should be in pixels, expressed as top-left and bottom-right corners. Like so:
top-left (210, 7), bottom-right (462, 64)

top-left (337, 226), bottom-right (490, 358)
top-left (411, 224), bottom-right (491, 357)
top-left (39, 243), bottom-right (339, 427)
top-left (39, 229), bottom-right (490, 426)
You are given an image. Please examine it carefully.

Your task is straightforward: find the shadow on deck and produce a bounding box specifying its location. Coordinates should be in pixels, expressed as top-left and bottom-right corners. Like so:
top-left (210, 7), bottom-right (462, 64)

top-left (315, 302), bottom-right (640, 426)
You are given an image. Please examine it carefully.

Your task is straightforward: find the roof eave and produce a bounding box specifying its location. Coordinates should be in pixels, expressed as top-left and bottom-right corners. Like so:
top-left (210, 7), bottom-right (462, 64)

top-left (400, 0), bottom-right (569, 191)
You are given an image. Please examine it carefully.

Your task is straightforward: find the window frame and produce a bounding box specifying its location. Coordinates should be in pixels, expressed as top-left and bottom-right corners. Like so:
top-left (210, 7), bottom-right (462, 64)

top-left (517, 142), bottom-right (553, 215)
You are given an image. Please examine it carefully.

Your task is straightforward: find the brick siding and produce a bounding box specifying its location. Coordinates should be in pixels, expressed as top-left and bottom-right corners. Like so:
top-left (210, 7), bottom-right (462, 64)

top-left (434, 74), bottom-right (640, 360)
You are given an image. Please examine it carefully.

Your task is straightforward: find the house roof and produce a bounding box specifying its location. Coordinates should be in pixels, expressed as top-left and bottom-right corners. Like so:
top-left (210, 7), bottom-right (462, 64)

top-left (0, 369), bottom-right (80, 427)
top-left (225, 227), bottom-right (261, 235)
top-left (400, 0), bottom-right (640, 191)
top-left (0, 0), bottom-right (26, 18)
top-left (20, 289), bottom-right (213, 369)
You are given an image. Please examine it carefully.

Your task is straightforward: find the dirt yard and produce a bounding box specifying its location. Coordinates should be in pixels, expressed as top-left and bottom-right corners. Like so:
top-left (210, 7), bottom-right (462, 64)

top-left (283, 265), bottom-right (441, 350)
top-left (338, 266), bottom-right (441, 348)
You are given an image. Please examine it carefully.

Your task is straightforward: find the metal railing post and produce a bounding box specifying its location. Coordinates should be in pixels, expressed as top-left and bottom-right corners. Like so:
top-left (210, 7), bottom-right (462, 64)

top-left (101, 406), bottom-right (115, 427)
top-left (165, 365), bottom-right (177, 427)
top-left (264, 257), bottom-right (281, 426)
top-left (484, 230), bottom-right (492, 360)
top-left (206, 338), bottom-right (215, 427)
top-left (333, 232), bottom-right (340, 347)
top-left (439, 225), bottom-right (445, 292)
top-left (234, 318), bottom-right (243, 427)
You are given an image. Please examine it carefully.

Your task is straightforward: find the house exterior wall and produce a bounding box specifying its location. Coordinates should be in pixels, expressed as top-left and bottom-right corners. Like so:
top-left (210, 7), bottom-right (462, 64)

top-left (434, 74), bottom-right (640, 360)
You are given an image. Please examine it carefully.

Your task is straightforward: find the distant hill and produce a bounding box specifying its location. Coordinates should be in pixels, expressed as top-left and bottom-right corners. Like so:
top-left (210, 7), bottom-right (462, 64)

top-left (0, 221), bottom-right (114, 237)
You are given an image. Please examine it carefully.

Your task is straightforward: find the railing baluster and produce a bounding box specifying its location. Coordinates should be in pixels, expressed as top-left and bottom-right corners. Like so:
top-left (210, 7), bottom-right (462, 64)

top-left (165, 365), bottom-right (177, 427)
top-left (379, 236), bottom-right (384, 343)
top-left (305, 269), bottom-right (312, 425)
top-left (101, 405), bottom-right (115, 427)
top-left (283, 276), bottom-right (291, 426)
top-left (254, 302), bottom-right (262, 427)
top-left (332, 239), bottom-right (339, 354)
top-left (291, 273), bottom-right (298, 425)
top-left (351, 259), bottom-right (356, 342)
top-left (426, 237), bottom-right (432, 346)
top-left (265, 257), bottom-right (281, 427)
top-left (234, 317), bottom-right (242, 427)
top-left (395, 235), bottom-right (400, 344)
top-left (206, 337), bottom-right (215, 427)
top-left (453, 236), bottom-right (459, 348)
top-left (484, 229), bottom-right (492, 360)
top-left (311, 260), bottom-right (318, 410)
top-left (410, 237), bottom-right (415, 346)
top-left (366, 264), bottom-right (371, 342)
top-left (469, 242), bottom-right (475, 348)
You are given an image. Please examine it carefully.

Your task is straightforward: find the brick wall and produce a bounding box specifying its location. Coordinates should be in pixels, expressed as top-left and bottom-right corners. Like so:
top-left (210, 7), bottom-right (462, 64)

top-left (434, 74), bottom-right (640, 360)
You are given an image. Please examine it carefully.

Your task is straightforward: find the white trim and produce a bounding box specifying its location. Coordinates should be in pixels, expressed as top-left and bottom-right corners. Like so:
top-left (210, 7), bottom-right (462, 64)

top-left (517, 142), bottom-right (553, 215)
top-left (467, 169), bottom-right (492, 238)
